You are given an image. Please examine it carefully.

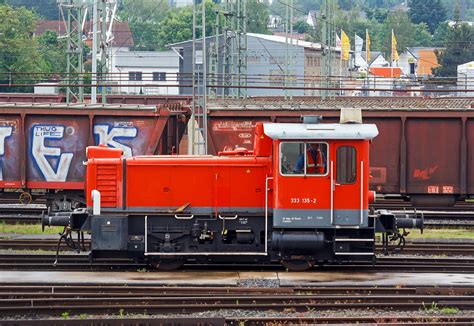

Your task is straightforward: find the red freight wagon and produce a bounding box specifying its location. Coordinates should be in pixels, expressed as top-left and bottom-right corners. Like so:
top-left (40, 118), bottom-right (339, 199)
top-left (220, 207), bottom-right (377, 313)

top-left (0, 102), bottom-right (188, 210)
top-left (206, 97), bottom-right (474, 206)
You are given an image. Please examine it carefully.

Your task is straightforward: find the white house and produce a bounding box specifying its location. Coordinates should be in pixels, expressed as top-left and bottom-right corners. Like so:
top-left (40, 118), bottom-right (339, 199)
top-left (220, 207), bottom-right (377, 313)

top-left (457, 61), bottom-right (474, 96)
top-left (111, 51), bottom-right (180, 95)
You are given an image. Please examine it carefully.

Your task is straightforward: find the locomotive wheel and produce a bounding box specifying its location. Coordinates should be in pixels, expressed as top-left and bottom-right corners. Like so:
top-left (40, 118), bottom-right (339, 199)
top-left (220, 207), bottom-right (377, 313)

top-left (149, 259), bottom-right (185, 271)
top-left (281, 260), bottom-right (315, 271)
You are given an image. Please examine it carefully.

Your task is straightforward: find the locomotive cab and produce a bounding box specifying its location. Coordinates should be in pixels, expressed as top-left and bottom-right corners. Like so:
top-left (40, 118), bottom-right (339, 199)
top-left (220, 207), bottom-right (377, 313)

top-left (265, 118), bottom-right (381, 268)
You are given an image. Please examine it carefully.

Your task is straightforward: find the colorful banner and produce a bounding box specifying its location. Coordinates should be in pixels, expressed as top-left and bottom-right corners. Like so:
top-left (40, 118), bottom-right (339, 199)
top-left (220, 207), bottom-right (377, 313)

top-left (341, 30), bottom-right (350, 61)
top-left (391, 29), bottom-right (399, 61)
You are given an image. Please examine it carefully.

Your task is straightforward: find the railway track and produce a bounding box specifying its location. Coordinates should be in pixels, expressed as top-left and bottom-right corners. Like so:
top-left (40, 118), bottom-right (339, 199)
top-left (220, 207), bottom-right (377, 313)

top-left (0, 284), bottom-right (472, 324)
top-left (1, 238), bottom-right (473, 256)
top-left (0, 253), bottom-right (473, 272)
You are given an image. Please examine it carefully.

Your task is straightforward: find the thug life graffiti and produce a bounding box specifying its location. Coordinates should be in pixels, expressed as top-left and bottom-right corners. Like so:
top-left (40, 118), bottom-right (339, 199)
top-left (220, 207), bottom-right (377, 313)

top-left (16, 124), bottom-right (139, 182)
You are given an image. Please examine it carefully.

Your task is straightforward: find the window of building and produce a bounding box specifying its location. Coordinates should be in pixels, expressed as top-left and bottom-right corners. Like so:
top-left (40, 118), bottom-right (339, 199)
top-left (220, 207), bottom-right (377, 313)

top-left (129, 71), bottom-right (142, 81)
top-left (280, 142), bottom-right (328, 176)
top-left (336, 146), bottom-right (357, 184)
top-left (153, 72), bottom-right (166, 81)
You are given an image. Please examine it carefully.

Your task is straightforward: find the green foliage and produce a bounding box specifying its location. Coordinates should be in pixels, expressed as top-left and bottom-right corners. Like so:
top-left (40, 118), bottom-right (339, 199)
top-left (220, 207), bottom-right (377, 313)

top-left (119, 0), bottom-right (169, 50)
top-left (365, 8), bottom-right (389, 23)
top-left (409, 0), bottom-right (447, 33)
top-left (413, 23), bottom-right (433, 46)
top-left (156, 6), bottom-right (195, 50)
top-left (38, 31), bottom-right (67, 77)
top-left (293, 20), bottom-right (311, 34)
top-left (433, 23), bottom-right (474, 77)
top-left (247, 0), bottom-right (271, 34)
top-left (440, 306), bottom-right (460, 315)
top-left (156, 1), bottom-right (221, 49)
top-left (379, 11), bottom-right (416, 59)
top-left (61, 312), bottom-right (69, 320)
top-left (0, 4), bottom-right (49, 92)
top-left (432, 21), bottom-right (450, 46)
top-left (7, 0), bottom-right (59, 19)
top-left (79, 313), bottom-right (89, 320)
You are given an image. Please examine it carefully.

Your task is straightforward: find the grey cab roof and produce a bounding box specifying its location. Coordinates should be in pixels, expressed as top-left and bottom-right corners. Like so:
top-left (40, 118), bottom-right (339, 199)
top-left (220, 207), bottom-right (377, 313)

top-left (263, 123), bottom-right (379, 140)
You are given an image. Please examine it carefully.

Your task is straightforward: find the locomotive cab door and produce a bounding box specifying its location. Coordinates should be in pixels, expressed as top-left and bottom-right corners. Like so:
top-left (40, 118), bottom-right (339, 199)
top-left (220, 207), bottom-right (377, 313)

top-left (331, 141), bottom-right (368, 227)
top-left (273, 140), bottom-right (332, 228)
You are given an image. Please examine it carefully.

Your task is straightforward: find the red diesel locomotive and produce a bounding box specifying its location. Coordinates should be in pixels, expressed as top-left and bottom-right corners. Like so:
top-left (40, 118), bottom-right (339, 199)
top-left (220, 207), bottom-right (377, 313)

top-left (44, 112), bottom-right (423, 271)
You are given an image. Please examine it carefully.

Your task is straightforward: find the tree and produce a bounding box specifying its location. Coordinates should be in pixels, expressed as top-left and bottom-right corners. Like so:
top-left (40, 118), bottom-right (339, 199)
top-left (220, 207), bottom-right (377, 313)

top-left (408, 0), bottom-right (447, 34)
top-left (247, 0), bottom-right (271, 34)
top-left (433, 23), bottom-right (474, 77)
top-left (413, 23), bottom-right (433, 46)
top-left (432, 21), bottom-right (450, 46)
top-left (293, 20), bottom-right (311, 34)
top-left (380, 10), bottom-right (417, 59)
top-left (37, 30), bottom-right (67, 77)
top-left (0, 5), bottom-right (48, 92)
top-left (156, 1), bottom-right (220, 50)
top-left (119, 0), bottom-right (170, 50)
top-left (7, 0), bottom-right (59, 19)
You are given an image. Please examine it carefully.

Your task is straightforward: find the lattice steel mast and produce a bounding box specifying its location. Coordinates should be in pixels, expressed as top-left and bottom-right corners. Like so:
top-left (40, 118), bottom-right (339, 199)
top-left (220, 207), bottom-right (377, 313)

top-left (58, 0), bottom-right (86, 103)
top-left (321, 0), bottom-right (335, 99)
top-left (191, 0), bottom-right (208, 155)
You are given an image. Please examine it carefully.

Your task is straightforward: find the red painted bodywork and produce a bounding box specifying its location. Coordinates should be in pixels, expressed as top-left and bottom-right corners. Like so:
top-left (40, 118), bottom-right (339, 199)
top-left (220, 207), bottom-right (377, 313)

top-left (85, 122), bottom-right (372, 214)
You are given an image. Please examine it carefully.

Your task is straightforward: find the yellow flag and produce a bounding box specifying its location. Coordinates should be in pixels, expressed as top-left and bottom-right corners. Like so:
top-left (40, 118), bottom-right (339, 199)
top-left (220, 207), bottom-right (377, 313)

top-left (366, 29), bottom-right (371, 65)
top-left (341, 30), bottom-right (350, 61)
top-left (391, 29), bottom-right (399, 61)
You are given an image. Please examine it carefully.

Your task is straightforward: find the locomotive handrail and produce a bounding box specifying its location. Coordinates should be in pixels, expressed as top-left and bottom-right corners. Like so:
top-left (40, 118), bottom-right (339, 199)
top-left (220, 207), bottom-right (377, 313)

top-left (265, 176), bottom-right (273, 254)
top-left (218, 214), bottom-right (238, 220)
top-left (174, 214), bottom-right (194, 220)
top-left (360, 160), bottom-right (364, 225)
top-left (330, 161), bottom-right (334, 225)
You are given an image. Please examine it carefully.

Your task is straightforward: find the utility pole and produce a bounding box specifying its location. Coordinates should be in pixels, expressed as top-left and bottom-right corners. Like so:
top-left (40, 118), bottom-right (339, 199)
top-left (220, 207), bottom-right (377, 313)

top-left (236, 0), bottom-right (247, 98)
top-left (284, 0), bottom-right (293, 99)
top-left (91, 0), bottom-right (98, 103)
top-left (321, 0), bottom-right (335, 100)
top-left (208, 10), bottom-right (219, 98)
top-left (222, 0), bottom-right (235, 98)
top-left (191, 0), bottom-right (207, 155)
top-left (59, 0), bottom-right (85, 103)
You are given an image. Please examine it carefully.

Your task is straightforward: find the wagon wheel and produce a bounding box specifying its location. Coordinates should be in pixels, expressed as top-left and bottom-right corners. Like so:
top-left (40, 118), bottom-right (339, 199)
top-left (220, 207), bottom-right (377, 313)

top-left (281, 260), bottom-right (315, 271)
top-left (19, 192), bottom-right (32, 205)
top-left (149, 258), bottom-right (185, 271)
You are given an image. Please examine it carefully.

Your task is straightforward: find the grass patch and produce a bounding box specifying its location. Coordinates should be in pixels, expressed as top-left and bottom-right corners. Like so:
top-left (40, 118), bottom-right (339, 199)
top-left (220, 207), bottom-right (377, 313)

top-left (0, 222), bottom-right (63, 235)
top-left (440, 307), bottom-right (459, 315)
top-left (406, 228), bottom-right (474, 240)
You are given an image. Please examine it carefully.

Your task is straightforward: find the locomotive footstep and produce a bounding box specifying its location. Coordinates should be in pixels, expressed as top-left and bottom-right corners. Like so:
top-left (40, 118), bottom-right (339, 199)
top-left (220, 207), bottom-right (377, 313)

top-left (281, 260), bottom-right (316, 271)
top-left (149, 259), bottom-right (185, 271)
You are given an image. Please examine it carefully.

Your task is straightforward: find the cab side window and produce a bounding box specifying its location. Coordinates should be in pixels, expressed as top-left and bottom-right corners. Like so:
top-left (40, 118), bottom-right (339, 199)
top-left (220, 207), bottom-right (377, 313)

top-left (336, 146), bottom-right (357, 184)
top-left (280, 142), bottom-right (304, 175)
top-left (280, 142), bottom-right (328, 176)
top-left (305, 143), bottom-right (328, 175)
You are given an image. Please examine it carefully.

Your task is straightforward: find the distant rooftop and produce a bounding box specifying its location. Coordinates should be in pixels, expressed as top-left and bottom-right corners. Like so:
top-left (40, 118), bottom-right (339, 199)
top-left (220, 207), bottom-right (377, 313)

top-left (207, 97), bottom-right (474, 111)
top-left (115, 51), bottom-right (179, 68)
top-left (35, 20), bottom-right (134, 48)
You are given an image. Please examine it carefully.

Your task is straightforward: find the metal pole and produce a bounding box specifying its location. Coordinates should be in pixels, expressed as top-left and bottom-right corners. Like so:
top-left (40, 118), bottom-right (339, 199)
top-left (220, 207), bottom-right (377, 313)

top-left (202, 0), bottom-right (207, 155)
top-left (91, 0), bottom-right (98, 104)
top-left (190, 0), bottom-right (196, 155)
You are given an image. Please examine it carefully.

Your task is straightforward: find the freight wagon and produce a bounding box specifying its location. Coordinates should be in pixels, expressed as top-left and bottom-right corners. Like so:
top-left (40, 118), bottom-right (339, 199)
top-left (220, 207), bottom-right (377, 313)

top-left (206, 97), bottom-right (474, 206)
top-left (0, 102), bottom-right (188, 210)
